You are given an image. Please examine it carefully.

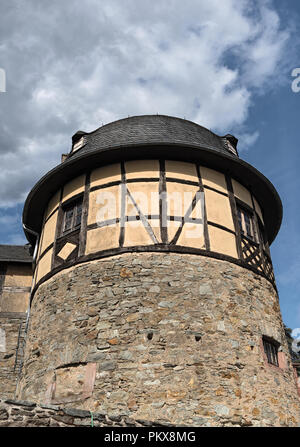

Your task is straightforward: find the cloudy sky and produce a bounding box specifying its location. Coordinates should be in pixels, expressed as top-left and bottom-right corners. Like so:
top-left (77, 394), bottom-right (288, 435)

top-left (0, 0), bottom-right (299, 330)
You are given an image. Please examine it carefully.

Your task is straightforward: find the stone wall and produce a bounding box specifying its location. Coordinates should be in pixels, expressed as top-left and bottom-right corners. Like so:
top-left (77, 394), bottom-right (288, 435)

top-left (0, 312), bottom-right (27, 399)
top-left (17, 253), bottom-right (300, 427)
top-left (0, 398), bottom-right (170, 427)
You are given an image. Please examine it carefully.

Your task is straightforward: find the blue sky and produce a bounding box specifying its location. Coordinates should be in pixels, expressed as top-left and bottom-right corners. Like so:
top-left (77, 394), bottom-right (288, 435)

top-left (243, 77), bottom-right (300, 331)
top-left (236, 0), bottom-right (300, 331)
top-left (0, 0), bottom-right (299, 331)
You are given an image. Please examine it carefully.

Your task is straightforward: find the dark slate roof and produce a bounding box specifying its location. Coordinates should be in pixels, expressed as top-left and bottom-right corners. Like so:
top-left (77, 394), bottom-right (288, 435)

top-left (0, 244), bottom-right (32, 263)
top-left (68, 115), bottom-right (236, 161)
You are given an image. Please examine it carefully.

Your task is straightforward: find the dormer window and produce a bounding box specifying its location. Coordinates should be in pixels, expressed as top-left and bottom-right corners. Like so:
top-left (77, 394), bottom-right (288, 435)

top-left (71, 131), bottom-right (86, 153)
top-left (224, 134), bottom-right (238, 156)
top-left (72, 137), bottom-right (85, 152)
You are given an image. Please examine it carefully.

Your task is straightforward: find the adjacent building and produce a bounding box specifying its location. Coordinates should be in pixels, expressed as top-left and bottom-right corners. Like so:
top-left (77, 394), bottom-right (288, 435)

top-left (0, 244), bottom-right (32, 398)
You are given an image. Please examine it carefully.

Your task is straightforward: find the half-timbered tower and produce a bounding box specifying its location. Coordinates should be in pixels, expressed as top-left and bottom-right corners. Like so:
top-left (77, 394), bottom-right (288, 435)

top-left (17, 115), bottom-right (300, 426)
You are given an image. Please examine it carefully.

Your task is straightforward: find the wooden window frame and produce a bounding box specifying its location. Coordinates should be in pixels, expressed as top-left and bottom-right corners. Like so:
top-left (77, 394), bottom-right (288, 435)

top-left (256, 216), bottom-right (270, 254)
top-left (236, 202), bottom-right (258, 243)
top-left (262, 336), bottom-right (280, 367)
top-left (61, 197), bottom-right (83, 236)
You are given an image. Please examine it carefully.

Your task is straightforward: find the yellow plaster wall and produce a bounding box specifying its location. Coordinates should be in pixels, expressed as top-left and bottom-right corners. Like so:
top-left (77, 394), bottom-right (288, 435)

top-left (205, 189), bottom-right (234, 231)
top-left (165, 160), bottom-right (198, 182)
top-left (126, 182), bottom-right (159, 217)
top-left (32, 264), bottom-right (38, 289)
top-left (62, 175), bottom-right (85, 203)
top-left (254, 197), bottom-right (264, 223)
top-left (166, 182), bottom-right (200, 217)
top-left (177, 223), bottom-right (205, 249)
top-left (125, 160), bottom-right (159, 179)
top-left (232, 179), bottom-right (252, 207)
top-left (90, 164), bottom-right (121, 188)
top-left (85, 226), bottom-right (119, 254)
top-left (36, 249), bottom-right (53, 284)
top-left (200, 166), bottom-right (227, 194)
top-left (37, 224), bottom-right (45, 262)
top-left (167, 220), bottom-right (181, 243)
top-left (208, 225), bottom-right (238, 258)
top-left (4, 264), bottom-right (32, 288)
top-left (45, 190), bottom-right (60, 220)
top-left (123, 221), bottom-right (153, 247)
top-left (40, 211), bottom-right (58, 253)
top-left (88, 185), bottom-right (120, 226)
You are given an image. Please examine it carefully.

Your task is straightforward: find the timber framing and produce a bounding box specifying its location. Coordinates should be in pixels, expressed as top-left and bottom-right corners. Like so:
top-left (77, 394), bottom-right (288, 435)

top-left (23, 139), bottom-right (283, 248)
top-left (119, 161), bottom-right (126, 247)
top-left (226, 175), bottom-right (243, 259)
top-left (196, 164), bottom-right (210, 251)
top-left (51, 188), bottom-right (64, 271)
top-left (78, 172), bottom-right (91, 257)
top-left (34, 158), bottom-right (277, 291)
top-left (159, 160), bottom-right (168, 244)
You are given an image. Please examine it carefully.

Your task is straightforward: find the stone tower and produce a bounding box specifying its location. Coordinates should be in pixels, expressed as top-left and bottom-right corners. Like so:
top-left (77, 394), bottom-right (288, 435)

top-left (18, 115), bottom-right (299, 426)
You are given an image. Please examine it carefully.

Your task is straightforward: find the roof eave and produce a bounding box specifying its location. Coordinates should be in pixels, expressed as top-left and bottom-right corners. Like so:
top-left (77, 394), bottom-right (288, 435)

top-left (22, 142), bottom-right (282, 246)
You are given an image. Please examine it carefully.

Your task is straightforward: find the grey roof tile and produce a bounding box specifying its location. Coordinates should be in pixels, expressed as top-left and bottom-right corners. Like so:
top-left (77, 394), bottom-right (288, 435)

top-left (0, 244), bottom-right (32, 263)
top-left (68, 115), bottom-right (236, 160)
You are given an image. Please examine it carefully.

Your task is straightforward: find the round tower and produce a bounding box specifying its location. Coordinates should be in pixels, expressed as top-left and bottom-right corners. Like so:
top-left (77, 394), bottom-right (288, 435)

top-left (18, 115), bottom-right (299, 426)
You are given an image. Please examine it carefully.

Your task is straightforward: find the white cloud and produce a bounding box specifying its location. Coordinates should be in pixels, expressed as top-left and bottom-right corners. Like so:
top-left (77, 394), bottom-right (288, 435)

top-left (237, 131), bottom-right (260, 152)
top-left (292, 328), bottom-right (300, 339)
top-left (292, 328), bottom-right (300, 354)
top-left (0, 0), bottom-right (294, 208)
top-left (237, 5), bottom-right (289, 88)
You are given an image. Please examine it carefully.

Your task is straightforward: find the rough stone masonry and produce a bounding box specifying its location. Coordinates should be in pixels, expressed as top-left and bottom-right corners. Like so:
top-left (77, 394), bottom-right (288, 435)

top-left (0, 398), bottom-right (171, 427)
top-left (16, 253), bottom-right (300, 427)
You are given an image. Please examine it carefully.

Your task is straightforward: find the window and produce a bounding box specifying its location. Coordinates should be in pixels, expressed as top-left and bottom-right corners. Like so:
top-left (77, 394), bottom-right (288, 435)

top-left (72, 136), bottom-right (85, 152)
top-left (62, 199), bottom-right (83, 234)
top-left (263, 337), bottom-right (279, 366)
top-left (237, 206), bottom-right (256, 241)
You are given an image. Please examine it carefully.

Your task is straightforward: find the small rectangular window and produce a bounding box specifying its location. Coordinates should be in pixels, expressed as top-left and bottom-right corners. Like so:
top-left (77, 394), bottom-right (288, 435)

top-left (263, 337), bottom-right (279, 366)
top-left (62, 198), bottom-right (83, 234)
top-left (237, 206), bottom-right (256, 241)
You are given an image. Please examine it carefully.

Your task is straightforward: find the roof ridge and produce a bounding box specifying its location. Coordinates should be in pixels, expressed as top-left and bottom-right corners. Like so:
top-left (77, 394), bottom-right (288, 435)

top-left (82, 114), bottom-right (221, 139)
